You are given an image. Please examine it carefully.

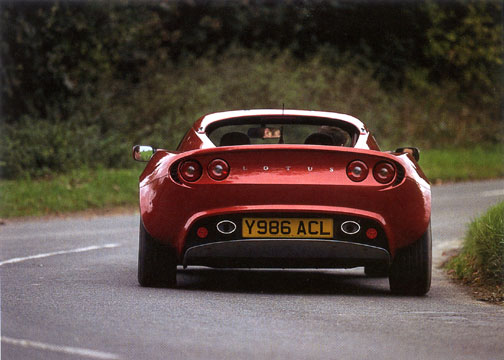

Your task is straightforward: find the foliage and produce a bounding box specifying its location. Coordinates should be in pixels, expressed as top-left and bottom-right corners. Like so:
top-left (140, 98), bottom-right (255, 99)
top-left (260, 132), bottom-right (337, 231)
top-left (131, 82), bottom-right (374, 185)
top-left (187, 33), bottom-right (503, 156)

top-left (425, 0), bottom-right (503, 101)
top-left (1, 1), bottom-right (163, 121)
top-left (0, 0), bottom-right (502, 179)
top-left (1, 49), bottom-right (502, 179)
top-left (1, 114), bottom-right (130, 179)
top-left (2, 0), bottom-right (502, 120)
top-left (447, 201), bottom-right (504, 287)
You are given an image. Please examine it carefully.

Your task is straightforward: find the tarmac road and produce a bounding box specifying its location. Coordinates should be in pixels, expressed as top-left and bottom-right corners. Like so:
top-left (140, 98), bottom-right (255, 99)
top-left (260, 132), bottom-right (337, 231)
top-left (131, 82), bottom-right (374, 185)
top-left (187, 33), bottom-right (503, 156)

top-left (1, 180), bottom-right (503, 360)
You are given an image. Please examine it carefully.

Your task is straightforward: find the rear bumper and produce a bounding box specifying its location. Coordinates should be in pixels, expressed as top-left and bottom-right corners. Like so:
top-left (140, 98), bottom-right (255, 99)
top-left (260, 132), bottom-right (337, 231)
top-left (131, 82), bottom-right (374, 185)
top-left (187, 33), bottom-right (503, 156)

top-left (183, 239), bottom-right (390, 269)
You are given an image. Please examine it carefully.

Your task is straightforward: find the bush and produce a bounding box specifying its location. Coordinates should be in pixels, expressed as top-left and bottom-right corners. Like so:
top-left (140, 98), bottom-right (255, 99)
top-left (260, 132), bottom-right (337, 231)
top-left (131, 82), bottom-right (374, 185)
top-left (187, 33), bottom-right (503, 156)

top-left (1, 49), bottom-right (502, 179)
top-left (448, 201), bottom-right (504, 286)
top-left (0, 115), bottom-right (131, 179)
top-left (95, 48), bottom-right (502, 150)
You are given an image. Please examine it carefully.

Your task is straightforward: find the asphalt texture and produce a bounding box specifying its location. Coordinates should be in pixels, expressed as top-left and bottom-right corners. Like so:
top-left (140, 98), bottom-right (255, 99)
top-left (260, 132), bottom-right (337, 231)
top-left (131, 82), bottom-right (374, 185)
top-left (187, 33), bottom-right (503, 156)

top-left (1, 179), bottom-right (504, 360)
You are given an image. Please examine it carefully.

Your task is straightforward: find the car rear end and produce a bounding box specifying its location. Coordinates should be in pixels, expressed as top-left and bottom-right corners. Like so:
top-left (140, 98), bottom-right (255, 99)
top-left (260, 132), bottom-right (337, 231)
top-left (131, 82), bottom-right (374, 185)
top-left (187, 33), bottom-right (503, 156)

top-left (140, 145), bottom-right (431, 270)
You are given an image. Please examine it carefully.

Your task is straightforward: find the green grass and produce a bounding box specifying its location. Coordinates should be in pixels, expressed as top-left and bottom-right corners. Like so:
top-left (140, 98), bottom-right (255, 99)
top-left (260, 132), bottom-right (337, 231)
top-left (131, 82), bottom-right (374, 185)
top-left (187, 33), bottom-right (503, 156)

top-left (446, 201), bottom-right (504, 303)
top-left (421, 145), bottom-right (504, 183)
top-left (0, 167), bottom-right (141, 218)
top-left (0, 146), bottom-right (502, 218)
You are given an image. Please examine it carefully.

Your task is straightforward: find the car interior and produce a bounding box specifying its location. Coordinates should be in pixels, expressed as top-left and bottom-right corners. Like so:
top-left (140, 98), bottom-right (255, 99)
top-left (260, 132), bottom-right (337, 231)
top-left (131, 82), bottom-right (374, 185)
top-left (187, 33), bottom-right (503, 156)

top-left (208, 117), bottom-right (355, 147)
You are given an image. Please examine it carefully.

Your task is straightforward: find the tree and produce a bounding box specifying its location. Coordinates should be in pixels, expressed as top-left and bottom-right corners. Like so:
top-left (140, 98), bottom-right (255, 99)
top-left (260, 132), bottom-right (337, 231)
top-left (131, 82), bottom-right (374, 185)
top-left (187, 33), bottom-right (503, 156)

top-left (424, 0), bottom-right (503, 101)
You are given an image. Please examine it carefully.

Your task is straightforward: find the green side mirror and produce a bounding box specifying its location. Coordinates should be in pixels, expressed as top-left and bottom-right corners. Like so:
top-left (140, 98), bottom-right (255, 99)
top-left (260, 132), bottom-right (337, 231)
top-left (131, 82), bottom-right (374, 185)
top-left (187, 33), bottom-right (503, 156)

top-left (133, 145), bottom-right (156, 162)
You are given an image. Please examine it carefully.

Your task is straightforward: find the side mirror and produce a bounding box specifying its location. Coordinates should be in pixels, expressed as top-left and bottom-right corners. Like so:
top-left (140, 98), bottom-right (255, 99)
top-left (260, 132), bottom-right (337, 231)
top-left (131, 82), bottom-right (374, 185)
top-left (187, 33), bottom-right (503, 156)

top-left (133, 145), bottom-right (156, 162)
top-left (395, 147), bottom-right (420, 162)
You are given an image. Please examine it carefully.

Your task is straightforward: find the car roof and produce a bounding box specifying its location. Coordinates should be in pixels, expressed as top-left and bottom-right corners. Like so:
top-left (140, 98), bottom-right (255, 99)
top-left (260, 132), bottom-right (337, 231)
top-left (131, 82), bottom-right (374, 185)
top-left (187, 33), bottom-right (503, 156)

top-left (194, 109), bottom-right (367, 134)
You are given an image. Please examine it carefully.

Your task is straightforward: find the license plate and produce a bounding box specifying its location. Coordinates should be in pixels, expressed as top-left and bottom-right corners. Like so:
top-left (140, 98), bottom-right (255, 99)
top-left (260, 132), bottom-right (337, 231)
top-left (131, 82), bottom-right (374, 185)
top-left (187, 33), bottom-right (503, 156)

top-left (242, 218), bottom-right (333, 238)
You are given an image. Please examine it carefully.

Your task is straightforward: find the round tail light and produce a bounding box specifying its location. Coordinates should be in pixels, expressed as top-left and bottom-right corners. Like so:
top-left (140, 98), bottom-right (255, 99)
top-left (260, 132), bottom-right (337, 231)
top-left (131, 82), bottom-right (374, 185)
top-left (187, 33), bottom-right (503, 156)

top-left (373, 161), bottom-right (396, 184)
top-left (208, 159), bottom-right (230, 180)
top-left (179, 160), bottom-right (202, 182)
top-left (346, 160), bottom-right (369, 182)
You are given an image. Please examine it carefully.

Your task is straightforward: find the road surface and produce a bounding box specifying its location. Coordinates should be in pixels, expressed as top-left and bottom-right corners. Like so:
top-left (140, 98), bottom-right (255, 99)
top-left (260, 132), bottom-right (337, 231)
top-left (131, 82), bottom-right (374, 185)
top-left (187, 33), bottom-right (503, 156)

top-left (1, 180), bottom-right (503, 359)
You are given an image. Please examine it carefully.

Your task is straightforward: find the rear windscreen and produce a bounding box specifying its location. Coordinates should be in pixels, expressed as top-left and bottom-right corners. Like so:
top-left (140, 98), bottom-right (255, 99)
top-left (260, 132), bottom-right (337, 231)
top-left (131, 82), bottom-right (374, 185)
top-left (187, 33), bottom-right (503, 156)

top-left (207, 117), bottom-right (357, 147)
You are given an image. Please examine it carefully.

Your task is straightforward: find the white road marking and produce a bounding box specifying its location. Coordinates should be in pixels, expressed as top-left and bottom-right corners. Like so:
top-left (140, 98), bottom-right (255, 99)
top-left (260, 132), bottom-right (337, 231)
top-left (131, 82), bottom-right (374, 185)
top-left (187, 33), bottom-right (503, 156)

top-left (2, 227), bottom-right (134, 241)
top-left (481, 189), bottom-right (504, 197)
top-left (1, 336), bottom-right (121, 359)
top-left (0, 243), bottom-right (120, 266)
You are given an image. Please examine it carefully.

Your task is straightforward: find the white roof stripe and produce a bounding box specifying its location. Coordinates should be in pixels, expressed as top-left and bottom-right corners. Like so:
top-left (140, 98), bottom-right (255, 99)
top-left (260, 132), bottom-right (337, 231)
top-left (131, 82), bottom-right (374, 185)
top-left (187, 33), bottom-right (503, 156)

top-left (198, 109), bottom-right (366, 132)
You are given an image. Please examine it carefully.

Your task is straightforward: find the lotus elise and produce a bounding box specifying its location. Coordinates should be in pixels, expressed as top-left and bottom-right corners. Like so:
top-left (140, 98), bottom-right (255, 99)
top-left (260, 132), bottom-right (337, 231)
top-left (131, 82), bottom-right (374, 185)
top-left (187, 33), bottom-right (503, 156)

top-left (133, 109), bottom-right (431, 295)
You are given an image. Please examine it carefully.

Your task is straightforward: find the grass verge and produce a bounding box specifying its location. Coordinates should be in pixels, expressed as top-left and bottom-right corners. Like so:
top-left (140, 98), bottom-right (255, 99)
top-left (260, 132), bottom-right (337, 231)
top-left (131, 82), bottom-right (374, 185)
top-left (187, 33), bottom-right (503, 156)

top-left (445, 201), bottom-right (504, 305)
top-left (420, 144), bottom-right (504, 183)
top-left (0, 167), bottom-right (141, 218)
top-left (0, 145), bottom-right (503, 219)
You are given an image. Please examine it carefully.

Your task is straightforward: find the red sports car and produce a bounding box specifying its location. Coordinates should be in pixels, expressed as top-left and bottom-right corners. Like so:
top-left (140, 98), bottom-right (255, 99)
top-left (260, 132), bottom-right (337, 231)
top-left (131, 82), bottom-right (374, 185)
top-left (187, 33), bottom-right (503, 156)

top-left (133, 109), bottom-right (431, 295)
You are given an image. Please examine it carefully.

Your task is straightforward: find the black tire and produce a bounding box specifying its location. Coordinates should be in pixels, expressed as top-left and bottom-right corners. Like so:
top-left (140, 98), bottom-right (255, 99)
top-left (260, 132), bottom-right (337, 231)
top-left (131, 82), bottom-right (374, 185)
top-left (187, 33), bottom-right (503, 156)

top-left (389, 222), bottom-right (432, 296)
top-left (364, 263), bottom-right (389, 277)
top-left (138, 220), bottom-right (177, 287)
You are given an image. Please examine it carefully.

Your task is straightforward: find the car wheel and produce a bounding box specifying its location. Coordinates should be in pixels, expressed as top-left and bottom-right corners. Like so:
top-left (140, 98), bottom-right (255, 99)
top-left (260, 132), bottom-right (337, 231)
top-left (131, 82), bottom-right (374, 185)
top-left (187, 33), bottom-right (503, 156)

top-left (138, 220), bottom-right (177, 287)
top-left (388, 222), bottom-right (432, 295)
top-left (364, 263), bottom-right (389, 277)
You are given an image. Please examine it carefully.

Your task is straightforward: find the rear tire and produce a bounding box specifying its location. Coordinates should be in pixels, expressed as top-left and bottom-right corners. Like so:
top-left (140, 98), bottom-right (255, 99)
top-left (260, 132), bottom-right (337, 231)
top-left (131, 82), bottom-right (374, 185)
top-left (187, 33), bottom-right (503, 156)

top-left (138, 220), bottom-right (177, 287)
top-left (389, 222), bottom-right (432, 296)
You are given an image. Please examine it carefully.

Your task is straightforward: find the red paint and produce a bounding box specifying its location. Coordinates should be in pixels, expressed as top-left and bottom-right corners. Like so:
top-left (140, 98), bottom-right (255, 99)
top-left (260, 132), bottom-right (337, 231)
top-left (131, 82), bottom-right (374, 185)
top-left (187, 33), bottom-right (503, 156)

top-left (137, 110), bottom-right (431, 260)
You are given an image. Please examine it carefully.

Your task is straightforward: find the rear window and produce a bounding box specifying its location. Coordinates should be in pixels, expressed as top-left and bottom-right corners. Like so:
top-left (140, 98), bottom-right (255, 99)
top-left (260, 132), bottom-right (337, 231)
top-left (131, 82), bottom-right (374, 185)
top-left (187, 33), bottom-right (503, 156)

top-left (206, 117), bottom-right (357, 147)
